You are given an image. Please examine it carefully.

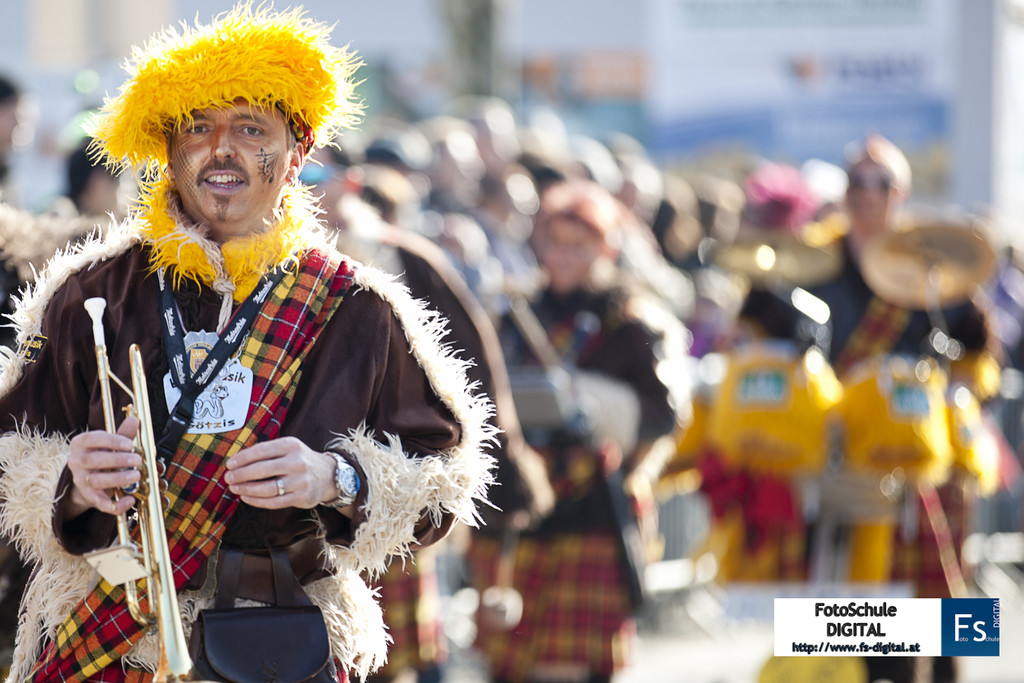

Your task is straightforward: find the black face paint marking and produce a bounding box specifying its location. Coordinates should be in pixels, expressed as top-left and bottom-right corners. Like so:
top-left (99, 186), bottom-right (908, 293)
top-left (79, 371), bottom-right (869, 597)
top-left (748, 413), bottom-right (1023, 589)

top-left (257, 148), bottom-right (279, 184)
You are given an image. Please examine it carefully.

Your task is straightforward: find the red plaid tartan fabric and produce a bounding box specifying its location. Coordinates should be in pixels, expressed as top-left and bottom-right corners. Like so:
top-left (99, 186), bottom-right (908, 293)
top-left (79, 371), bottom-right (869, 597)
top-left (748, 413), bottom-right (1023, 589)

top-left (467, 531), bottom-right (636, 680)
top-left (30, 249), bottom-right (352, 683)
top-left (834, 296), bottom-right (911, 376)
top-left (367, 550), bottom-right (445, 676)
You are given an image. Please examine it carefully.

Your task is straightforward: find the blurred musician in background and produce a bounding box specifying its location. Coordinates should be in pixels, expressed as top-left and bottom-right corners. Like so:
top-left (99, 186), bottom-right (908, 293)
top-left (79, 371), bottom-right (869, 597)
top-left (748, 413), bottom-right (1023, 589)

top-left (698, 161), bottom-right (838, 585)
top-left (803, 136), bottom-right (997, 683)
top-left (470, 179), bottom-right (689, 683)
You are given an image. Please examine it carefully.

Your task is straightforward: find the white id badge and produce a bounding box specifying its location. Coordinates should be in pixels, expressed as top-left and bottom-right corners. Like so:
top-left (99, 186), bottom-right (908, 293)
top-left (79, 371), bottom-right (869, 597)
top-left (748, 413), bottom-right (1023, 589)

top-left (163, 357), bottom-right (254, 434)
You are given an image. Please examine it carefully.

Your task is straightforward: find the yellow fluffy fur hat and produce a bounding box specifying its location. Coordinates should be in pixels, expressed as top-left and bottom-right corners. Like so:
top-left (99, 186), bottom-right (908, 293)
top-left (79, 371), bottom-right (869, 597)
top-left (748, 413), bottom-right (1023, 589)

top-left (90, 1), bottom-right (362, 170)
top-left (85, 2), bottom-right (361, 303)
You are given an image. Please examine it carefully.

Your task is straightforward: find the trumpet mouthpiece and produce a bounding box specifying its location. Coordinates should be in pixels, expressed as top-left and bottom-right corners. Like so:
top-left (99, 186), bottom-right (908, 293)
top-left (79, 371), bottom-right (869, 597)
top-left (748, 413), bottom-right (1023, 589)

top-left (84, 297), bottom-right (108, 347)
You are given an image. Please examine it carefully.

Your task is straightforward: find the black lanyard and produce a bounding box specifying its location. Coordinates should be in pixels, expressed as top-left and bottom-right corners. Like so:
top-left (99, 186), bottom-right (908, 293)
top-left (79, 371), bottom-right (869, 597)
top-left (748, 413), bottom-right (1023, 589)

top-left (156, 266), bottom-right (288, 460)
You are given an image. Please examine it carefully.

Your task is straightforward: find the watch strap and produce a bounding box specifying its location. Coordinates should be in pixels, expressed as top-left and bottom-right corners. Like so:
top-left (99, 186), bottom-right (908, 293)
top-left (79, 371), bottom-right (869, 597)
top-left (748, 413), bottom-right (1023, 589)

top-left (322, 451), bottom-right (358, 508)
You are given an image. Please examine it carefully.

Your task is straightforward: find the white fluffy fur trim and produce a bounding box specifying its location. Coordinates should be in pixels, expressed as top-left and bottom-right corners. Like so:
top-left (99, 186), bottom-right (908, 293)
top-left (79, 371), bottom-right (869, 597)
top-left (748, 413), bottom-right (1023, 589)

top-left (0, 429), bottom-right (98, 682)
top-left (0, 430), bottom-right (69, 563)
top-left (0, 219), bottom-right (139, 681)
top-left (0, 218), bottom-right (139, 396)
top-left (326, 262), bottom-right (497, 578)
top-left (306, 569), bottom-right (388, 678)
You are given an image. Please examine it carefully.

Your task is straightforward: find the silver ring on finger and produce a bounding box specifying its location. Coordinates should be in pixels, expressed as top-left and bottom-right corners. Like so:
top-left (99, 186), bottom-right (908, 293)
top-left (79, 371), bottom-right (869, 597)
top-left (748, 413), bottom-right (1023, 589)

top-left (85, 472), bottom-right (92, 488)
top-left (276, 478), bottom-right (286, 497)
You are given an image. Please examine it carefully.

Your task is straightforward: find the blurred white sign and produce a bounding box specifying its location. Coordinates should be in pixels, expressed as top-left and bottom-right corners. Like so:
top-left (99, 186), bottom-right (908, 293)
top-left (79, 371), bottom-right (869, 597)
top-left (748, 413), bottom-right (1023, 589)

top-left (646, 0), bottom-right (957, 169)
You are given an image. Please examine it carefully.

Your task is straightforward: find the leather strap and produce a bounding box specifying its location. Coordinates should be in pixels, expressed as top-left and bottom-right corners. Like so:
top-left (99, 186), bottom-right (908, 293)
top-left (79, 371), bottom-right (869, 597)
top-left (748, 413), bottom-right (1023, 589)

top-left (214, 547), bottom-right (310, 607)
top-left (271, 548), bottom-right (294, 607)
top-left (214, 549), bottom-right (244, 609)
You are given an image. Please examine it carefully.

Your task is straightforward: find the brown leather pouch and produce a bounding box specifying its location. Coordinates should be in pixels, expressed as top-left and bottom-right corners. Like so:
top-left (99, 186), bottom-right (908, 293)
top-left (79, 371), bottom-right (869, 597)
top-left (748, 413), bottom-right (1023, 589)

top-left (187, 548), bottom-right (333, 683)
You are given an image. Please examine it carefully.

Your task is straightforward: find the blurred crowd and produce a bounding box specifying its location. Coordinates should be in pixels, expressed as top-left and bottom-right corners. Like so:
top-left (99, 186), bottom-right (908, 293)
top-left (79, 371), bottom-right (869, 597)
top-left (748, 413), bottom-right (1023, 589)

top-left (1, 66), bottom-right (1022, 683)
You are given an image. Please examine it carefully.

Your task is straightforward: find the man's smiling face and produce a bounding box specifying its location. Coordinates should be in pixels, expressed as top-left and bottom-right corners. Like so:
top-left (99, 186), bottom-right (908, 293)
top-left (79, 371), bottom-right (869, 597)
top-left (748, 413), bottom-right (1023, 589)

top-left (166, 100), bottom-right (302, 242)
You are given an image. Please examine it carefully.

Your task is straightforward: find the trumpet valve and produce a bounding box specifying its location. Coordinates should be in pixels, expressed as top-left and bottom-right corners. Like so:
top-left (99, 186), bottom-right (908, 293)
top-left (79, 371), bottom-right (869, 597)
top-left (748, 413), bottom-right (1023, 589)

top-left (131, 462), bottom-right (150, 497)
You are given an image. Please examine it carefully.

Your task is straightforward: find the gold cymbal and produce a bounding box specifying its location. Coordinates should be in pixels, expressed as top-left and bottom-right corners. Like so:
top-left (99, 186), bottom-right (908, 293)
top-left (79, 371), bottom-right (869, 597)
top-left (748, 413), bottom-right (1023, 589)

top-left (715, 233), bottom-right (842, 287)
top-left (860, 219), bottom-right (997, 309)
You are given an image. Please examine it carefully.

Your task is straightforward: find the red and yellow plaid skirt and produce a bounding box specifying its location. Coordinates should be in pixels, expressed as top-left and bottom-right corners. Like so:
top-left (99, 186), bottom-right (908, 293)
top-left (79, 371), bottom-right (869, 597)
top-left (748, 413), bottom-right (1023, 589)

top-left (466, 530), bottom-right (636, 680)
top-left (366, 549), bottom-right (445, 676)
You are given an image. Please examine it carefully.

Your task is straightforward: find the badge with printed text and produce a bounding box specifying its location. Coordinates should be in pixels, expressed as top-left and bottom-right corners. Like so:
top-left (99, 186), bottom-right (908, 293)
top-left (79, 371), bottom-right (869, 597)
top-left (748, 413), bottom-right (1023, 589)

top-left (20, 335), bottom-right (47, 362)
top-left (163, 330), bottom-right (254, 434)
top-left (164, 357), bottom-right (253, 434)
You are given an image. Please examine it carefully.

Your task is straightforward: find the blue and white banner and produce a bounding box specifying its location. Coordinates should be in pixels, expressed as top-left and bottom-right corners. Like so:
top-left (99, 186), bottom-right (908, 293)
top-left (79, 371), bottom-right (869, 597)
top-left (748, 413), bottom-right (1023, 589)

top-left (775, 598), bottom-right (1000, 657)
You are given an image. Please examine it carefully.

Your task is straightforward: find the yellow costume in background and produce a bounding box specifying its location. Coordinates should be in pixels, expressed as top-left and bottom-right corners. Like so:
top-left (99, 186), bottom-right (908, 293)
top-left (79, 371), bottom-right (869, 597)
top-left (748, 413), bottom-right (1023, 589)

top-left (697, 342), bottom-right (842, 582)
top-left (707, 343), bottom-right (842, 477)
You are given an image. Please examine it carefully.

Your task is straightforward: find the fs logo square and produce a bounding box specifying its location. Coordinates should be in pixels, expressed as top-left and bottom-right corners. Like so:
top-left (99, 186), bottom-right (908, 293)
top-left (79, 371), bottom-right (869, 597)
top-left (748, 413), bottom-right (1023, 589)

top-left (941, 598), bottom-right (1000, 656)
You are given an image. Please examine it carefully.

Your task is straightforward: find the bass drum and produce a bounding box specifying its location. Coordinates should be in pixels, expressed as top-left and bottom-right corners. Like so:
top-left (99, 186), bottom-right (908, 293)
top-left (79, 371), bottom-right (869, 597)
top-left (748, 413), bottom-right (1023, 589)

top-left (838, 354), bottom-right (953, 483)
top-left (705, 341), bottom-right (843, 477)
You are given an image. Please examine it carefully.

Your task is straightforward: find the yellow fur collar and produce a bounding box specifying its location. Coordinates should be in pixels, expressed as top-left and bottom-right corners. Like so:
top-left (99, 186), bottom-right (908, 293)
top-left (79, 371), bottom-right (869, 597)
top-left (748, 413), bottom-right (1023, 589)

top-left (138, 176), bottom-right (327, 302)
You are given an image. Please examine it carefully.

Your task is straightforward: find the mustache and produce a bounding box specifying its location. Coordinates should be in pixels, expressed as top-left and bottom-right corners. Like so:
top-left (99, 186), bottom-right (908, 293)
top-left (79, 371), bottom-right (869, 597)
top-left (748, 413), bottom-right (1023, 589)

top-left (197, 161), bottom-right (248, 186)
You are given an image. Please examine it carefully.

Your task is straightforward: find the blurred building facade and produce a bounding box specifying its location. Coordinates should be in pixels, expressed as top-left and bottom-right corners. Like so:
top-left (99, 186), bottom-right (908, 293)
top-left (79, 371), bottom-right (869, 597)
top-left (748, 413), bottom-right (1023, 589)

top-left (0, 0), bottom-right (1020, 242)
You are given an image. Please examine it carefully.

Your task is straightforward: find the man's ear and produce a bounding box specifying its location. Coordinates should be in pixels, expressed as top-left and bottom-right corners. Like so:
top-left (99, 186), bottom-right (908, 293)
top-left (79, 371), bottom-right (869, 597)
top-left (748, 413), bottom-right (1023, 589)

top-left (285, 147), bottom-right (303, 184)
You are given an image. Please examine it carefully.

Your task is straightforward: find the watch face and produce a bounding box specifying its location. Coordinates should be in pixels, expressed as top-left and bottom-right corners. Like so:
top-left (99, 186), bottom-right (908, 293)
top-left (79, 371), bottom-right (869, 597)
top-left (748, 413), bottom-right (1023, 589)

top-left (339, 464), bottom-right (360, 497)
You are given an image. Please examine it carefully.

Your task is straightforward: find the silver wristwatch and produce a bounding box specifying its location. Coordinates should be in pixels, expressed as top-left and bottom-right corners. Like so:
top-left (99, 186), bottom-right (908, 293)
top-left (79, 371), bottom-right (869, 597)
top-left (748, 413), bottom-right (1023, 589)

top-left (323, 451), bottom-right (360, 508)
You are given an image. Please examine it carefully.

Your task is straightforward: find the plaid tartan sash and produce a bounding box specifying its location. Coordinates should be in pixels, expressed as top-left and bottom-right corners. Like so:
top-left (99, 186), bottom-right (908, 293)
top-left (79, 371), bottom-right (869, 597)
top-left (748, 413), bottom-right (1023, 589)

top-left (834, 296), bottom-right (911, 376)
top-left (29, 248), bottom-right (353, 683)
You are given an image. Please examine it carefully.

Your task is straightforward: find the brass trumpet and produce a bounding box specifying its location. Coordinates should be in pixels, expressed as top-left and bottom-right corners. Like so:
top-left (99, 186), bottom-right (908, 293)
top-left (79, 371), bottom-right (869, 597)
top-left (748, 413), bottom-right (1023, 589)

top-left (83, 297), bottom-right (193, 682)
